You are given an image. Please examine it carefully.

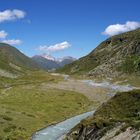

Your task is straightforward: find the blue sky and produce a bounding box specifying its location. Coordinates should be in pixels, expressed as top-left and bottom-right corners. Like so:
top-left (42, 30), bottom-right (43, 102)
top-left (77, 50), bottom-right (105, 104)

top-left (0, 0), bottom-right (140, 58)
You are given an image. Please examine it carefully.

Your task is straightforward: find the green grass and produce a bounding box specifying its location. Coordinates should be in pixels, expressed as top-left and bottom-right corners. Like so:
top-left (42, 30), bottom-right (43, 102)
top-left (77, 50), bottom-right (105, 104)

top-left (81, 90), bottom-right (140, 129)
top-left (0, 72), bottom-right (92, 140)
top-left (0, 43), bottom-right (40, 72)
top-left (0, 71), bottom-right (62, 88)
top-left (119, 55), bottom-right (140, 74)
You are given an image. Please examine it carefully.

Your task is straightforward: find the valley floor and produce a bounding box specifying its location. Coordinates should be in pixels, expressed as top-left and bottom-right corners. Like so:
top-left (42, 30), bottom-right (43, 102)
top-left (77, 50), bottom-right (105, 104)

top-left (1, 72), bottom-right (136, 140)
top-left (0, 72), bottom-right (110, 140)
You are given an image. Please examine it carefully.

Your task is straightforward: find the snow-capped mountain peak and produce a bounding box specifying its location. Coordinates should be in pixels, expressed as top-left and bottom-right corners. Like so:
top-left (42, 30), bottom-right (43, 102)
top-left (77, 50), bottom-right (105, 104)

top-left (40, 53), bottom-right (55, 61)
top-left (32, 54), bottom-right (77, 70)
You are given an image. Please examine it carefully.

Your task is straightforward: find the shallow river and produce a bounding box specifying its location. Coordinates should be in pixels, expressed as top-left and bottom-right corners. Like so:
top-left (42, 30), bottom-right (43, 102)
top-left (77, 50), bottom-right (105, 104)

top-left (32, 111), bottom-right (95, 140)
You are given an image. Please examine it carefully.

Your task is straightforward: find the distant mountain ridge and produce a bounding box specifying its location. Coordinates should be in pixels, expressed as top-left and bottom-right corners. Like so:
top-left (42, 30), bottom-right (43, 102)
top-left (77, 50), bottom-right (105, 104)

top-left (32, 55), bottom-right (60, 70)
top-left (58, 28), bottom-right (140, 78)
top-left (32, 55), bottom-right (76, 70)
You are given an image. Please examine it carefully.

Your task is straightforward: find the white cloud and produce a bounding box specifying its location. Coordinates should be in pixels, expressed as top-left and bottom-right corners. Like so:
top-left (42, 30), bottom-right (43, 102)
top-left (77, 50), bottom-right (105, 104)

top-left (0, 30), bottom-right (8, 38)
top-left (102, 21), bottom-right (140, 36)
top-left (38, 41), bottom-right (71, 52)
top-left (0, 9), bottom-right (26, 22)
top-left (2, 39), bottom-right (22, 45)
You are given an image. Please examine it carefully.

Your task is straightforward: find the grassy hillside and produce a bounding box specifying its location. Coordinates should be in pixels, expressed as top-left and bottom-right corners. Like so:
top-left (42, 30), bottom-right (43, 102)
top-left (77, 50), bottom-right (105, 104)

top-left (66, 90), bottom-right (140, 139)
top-left (0, 43), bottom-right (40, 77)
top-left (58, 29), bottom-right (140, 78)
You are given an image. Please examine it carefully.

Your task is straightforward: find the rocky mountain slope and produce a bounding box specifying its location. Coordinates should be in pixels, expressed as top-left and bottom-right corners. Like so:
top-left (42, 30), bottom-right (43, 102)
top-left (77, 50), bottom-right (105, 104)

top-left (0, 43), bottom-right (40, 78)
top-left (32, 55), bottom-right (76, 70)
top-left (58, 29), bottom-right (140, 79)
top-left (65, 90), bottom-right (140, 140)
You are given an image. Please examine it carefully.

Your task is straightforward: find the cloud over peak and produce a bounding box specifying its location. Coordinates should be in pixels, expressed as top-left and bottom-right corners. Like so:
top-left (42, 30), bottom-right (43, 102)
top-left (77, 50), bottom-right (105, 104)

top-left (102, 21), bottom-right (140, 36)
top-left (38, 41), bottom-right (71, 53)
top-left (0, 9), bottom-right (26, 23)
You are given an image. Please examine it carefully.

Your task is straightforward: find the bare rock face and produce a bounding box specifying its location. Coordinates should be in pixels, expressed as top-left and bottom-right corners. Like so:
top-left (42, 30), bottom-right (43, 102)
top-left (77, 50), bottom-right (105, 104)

top-left (110, 127), bottom-right (140, 140)
top-left (65, 126), bottom-right (140, 140)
